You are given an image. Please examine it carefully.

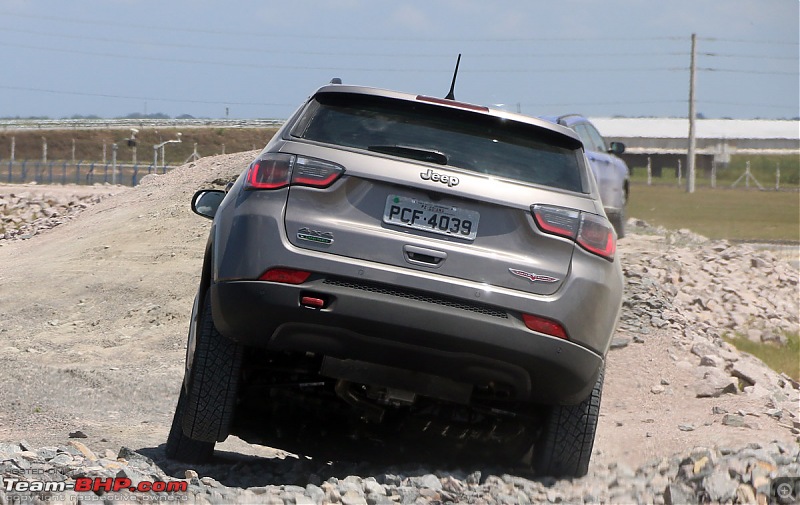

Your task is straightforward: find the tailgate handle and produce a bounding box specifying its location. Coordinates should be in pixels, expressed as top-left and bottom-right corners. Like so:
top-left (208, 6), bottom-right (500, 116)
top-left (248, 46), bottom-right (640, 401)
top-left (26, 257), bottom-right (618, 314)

top-left (403, 245), bottom-right (447, 268)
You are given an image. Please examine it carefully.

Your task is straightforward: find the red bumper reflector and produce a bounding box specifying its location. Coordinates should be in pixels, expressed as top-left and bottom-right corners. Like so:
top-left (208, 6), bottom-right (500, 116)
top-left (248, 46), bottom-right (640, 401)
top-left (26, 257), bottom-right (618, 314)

top-left (259, 268), bottom-right (311, 284)
top-left (522, 314), bottom-right (568, 339)
top-left (300, 296), bottom-right (325, 309)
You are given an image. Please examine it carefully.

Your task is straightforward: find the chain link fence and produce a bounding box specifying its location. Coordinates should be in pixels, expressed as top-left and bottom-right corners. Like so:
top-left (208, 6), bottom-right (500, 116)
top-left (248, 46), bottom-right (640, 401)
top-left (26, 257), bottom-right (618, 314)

top-left (1, 160), bottom-right (171, 187)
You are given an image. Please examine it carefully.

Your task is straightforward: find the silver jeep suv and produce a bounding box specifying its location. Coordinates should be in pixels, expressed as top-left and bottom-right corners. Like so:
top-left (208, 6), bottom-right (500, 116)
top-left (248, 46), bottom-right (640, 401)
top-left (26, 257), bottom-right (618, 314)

top-left (166, 84), bottom-right (623, 477)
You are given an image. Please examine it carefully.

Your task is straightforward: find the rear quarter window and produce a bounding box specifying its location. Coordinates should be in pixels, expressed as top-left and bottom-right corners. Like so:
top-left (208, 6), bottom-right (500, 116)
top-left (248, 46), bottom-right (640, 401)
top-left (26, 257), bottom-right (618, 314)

top-left (292, 92), bottom-right (587, 193)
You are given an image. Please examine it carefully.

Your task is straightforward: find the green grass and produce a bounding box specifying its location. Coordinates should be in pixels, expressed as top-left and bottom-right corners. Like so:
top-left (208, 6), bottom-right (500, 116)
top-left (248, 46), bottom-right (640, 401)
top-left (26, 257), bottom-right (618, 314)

top-left (628, 184), bottom-right (800, 242)
top-left (724, 332), bottom-right (800, 382)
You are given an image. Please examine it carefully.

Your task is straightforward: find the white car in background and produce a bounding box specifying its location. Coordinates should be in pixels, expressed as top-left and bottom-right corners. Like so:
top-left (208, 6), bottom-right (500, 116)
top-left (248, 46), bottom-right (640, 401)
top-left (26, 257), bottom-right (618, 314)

top-left (541, 114), bottom-right (630, 238)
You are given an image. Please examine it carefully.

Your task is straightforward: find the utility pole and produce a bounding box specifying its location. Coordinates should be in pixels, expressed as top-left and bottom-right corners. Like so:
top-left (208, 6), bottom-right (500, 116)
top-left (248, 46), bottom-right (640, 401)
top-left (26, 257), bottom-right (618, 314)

top-left (686, 33), bottom-right (697, 194)
top-left (112, 143), bottom-right (118, 185)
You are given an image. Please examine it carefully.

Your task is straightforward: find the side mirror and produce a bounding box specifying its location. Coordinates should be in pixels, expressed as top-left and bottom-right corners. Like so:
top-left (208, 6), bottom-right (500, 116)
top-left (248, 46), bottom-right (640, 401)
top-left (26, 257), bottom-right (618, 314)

top-left (191, 190), bottom-right (225, 219)
top-left (608, 142), bottom-right (625, 155)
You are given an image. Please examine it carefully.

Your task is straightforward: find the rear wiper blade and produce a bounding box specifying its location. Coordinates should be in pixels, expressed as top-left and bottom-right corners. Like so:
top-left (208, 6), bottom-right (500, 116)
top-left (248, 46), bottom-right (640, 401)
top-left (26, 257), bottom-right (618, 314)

top-left (367, 145), bottom-right (448, 165)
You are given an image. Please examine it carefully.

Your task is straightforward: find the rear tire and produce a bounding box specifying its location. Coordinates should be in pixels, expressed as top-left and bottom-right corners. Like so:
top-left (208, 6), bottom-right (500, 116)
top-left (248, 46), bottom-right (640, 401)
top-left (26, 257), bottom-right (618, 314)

top-left (610, 210), bottom-right (626, 239)
top-left (533, 367), bottom-right (604, 478)
top-left (181, 294), bottom-right (243, 443)
top-left (165, 386), bottom-right (214, 463)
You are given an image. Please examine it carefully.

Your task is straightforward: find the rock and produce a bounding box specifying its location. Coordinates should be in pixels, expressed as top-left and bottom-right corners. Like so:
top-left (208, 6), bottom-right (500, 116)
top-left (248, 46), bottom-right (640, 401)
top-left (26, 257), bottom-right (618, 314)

top-left (664, 483), bottom-right (697, 505)
top-left (746, 329), bottom-right (763, 343)
top-left (695, 368), bottom-right (738, 398)
top-left (722, 414), bottom-right (747, 428)
top-left (731, 360), bottom-right (769, 387)
top-left (703, 470), bottom-right (738, 502)
top-left (408, 474), bottom-right (441, 491)
top-left (699, 355), bottom-right (723, 368)
top-left (610, 337), bottom-right (631, 349)
top-left (67, 440), bottom-right (97, 461)
top-left (735, 484), bottom-right (757, 504)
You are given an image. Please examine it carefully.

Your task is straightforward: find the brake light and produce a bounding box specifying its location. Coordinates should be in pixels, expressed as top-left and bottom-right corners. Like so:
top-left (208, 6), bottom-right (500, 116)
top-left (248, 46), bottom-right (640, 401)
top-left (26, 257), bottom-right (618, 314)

top-left (246, 153), bottom-right (294, 189)
top-left (259, 268), bottom-right (312, 284)
top-left (577, 213), bottom-right (616, 260)
top-left (245, 154), bottom-right (344, 190)
top-left (416, 95), bottom-right (489, 112)
top-left (292, 156), bottom-right (345, 187)
top-left (531, 205), bottom-right (579, 239)
top-left (531, 204), bottom-right (615, 261)
top-left (522, 314), bottom-right (568, 339)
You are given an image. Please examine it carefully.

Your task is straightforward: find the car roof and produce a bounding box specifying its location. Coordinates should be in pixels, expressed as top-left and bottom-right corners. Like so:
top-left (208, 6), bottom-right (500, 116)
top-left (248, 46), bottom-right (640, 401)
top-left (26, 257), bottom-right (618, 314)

top-left (312, 84), bottom-right (582, 145)
top-left (539, 114), bottom-right (589, 128)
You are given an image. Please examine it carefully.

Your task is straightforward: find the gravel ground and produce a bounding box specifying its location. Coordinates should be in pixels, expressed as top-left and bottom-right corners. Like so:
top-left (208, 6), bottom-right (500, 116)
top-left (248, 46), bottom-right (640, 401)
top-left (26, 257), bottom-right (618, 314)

top-left (0, 153), bottom-right (797, 504)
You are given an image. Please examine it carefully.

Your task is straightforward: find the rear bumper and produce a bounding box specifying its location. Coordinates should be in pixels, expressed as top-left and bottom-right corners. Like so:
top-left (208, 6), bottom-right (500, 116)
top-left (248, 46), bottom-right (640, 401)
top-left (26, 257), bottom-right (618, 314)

top-left (211, 277), bottom-right (604, 405)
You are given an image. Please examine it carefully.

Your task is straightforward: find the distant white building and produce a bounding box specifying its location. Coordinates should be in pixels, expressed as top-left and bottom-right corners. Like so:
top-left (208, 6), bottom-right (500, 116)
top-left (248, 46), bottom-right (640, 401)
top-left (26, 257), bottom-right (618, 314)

top-left (588, 117), bottom-right (799, 174)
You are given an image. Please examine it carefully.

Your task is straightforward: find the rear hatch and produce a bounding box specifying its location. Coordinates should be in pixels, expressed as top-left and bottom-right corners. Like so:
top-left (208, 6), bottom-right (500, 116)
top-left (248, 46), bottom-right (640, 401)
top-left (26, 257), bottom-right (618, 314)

top-left (281, 90), bottom-right (596, 296)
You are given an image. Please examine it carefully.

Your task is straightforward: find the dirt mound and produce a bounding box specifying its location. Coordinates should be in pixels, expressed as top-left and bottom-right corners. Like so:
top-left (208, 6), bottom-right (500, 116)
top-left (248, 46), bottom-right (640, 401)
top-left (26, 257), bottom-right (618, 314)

top-left (0, 152), bottom-right (257, 451)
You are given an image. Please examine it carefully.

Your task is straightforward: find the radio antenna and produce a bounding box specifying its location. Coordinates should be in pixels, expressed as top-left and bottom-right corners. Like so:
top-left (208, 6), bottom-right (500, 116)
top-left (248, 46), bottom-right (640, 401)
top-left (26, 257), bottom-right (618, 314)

top-left (445, 54), bottom-right (461, 100)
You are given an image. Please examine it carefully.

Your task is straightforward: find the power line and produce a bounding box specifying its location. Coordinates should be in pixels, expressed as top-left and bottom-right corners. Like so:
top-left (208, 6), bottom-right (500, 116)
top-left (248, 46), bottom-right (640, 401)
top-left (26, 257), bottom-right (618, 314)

top-left (0, 26), bottom-right (692, 59)
top-left (0, 11), bottom-right (685, 43)
top-left (700, 100), bottom-right (798, 110)
top-left (699, 52), bottom-right (797, 61)
top-left (698, 36), bottom-right (799, 46)
top-left (522, 100), bottom-right (686, 107)
top-left (697, 67), bottom-right (797, 76)
top-left (0, 41), bottom-right (687, 73)
top-left (0, 84), bottom-right (295, 107)
top-left (0, 26), bottom-right (690, 59)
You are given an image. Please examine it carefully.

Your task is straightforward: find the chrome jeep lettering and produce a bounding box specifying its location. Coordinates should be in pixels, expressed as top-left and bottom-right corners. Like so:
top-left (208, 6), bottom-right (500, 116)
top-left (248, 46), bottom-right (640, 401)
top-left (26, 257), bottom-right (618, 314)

top-left (420, 168), bottom-right (459, 187)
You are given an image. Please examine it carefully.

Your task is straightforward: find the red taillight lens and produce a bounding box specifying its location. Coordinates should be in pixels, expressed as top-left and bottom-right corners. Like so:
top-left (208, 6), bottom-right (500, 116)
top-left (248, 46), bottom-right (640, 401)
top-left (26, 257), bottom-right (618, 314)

top-left (522, 314), bottom-right (568, 339)
top-left (531, 204), bottom-right (615, 261)
top-left (259, 268), bottom-right (311, 284)
top-left (531, 205), bottom-right (580, 239)
top-left (246, 153), bottom-right (294, 189)
top-left (577, 213), bottom-right (616, 261)
top-left (245, 154), bottom-right (344, 190)
top-left (292, 156), bottom-right (345, 188)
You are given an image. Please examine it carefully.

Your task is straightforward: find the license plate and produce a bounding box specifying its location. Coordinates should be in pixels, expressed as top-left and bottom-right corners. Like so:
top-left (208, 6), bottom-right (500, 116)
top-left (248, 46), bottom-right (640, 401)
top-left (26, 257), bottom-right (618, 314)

top-left (382, 195), bottom-right (480, 240)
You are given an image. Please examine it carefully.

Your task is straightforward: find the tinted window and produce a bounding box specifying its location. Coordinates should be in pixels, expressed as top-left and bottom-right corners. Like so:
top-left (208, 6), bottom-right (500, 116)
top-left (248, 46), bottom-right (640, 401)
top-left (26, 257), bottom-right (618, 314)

top-left (574, 123), bottom-right (606, 153)
top-left (293, 93), bottom-right (586, 193)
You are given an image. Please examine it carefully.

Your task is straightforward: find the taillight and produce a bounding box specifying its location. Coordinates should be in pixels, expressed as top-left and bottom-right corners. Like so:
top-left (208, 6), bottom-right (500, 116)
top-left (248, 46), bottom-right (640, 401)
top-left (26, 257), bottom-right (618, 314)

top-left (522, 313), bottom-right (568, 339)
top-left (245, 154), bottom-right (344, 190)
top-left (259, 268), bottom-right (312, 284)
top-left (530, 205), bottom-right (579, 239)
top-left (577, 212), bottom-right (616, 260)
top-left (292, 156), bottom-right (345, 187)
top-left (531, 204), bottom-right (615, 261)
top-left (246, 153), bottom-right (294, 189)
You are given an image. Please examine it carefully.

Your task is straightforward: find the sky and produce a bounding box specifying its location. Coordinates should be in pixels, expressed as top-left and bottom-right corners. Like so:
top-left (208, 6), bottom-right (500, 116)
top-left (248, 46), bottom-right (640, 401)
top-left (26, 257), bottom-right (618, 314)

top-left (0, 0), bottom-right (797, 120)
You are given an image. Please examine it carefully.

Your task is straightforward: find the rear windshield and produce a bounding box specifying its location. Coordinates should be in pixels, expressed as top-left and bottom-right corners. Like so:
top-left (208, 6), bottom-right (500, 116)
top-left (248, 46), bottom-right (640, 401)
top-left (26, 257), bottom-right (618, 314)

top-left (291, 92), bottom-right (586, 192)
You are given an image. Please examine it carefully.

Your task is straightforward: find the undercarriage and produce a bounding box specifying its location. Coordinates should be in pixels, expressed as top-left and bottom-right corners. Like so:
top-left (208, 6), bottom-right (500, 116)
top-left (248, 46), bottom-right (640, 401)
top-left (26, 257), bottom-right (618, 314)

top-left (230, 349), bottom-right (543, 464)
